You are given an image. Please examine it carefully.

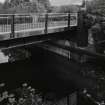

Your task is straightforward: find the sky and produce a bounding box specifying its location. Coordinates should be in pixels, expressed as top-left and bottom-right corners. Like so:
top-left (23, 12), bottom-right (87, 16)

top-left (49, 0), bottom-right (83, 6)
top-left (0, 0), bottom-right (84, 5)
top-left (0, 0), bottom-right (5, 3)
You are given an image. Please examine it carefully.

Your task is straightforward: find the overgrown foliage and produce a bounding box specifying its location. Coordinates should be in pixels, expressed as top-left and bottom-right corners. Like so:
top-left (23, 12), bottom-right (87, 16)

top-left (0, 0), bottom-right (51, 14)
top-left (86, 0), bottom-right (105, 16)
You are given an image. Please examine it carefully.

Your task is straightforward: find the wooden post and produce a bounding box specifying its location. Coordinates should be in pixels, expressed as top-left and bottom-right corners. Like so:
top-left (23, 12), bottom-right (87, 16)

top-left (68, 12), bottom-right (71, 29)
top-left (10, 14), bottom-right (15, 38)
top-left (44, 13), bottom-right (48, 34)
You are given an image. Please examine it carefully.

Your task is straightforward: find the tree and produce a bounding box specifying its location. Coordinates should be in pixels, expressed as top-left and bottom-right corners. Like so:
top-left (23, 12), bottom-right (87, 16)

top-left (87, 0), bottom-right (105, 16)
top-left (0, 0), bottom-right (51, 14)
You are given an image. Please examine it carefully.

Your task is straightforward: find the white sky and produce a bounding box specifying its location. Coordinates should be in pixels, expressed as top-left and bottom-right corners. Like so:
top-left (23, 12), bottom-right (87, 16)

top-left (49, 0), bottom-right (83, 6)
top-left (0, 0), bottom-right (84, 5)
top-left (0, 0), bottom-right (5, 3)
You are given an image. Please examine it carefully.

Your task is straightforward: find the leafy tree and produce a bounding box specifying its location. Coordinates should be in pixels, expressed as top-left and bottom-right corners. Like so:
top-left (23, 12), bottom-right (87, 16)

top-left (0, 0), bottom-right (51, 14)
top-left (50, 5), bottom-right (79, 13)
top-left (87, 0), bottom-right (105, 16)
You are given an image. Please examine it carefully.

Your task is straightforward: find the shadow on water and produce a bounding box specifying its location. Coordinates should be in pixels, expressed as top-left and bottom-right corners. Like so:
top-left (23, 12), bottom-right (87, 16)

top-left (0, 47), bottom-right (45, 91)
top-left (0, 45), bottom-right (98, 96)
top-left (0, 47), bottom-right (69, 92)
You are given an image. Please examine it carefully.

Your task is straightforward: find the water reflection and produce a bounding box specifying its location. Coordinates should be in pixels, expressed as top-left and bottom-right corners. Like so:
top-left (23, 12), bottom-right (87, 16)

top-left (0, 48), bottom-right (31, 64)
top-left (0, 50), bottom-right (9, 63)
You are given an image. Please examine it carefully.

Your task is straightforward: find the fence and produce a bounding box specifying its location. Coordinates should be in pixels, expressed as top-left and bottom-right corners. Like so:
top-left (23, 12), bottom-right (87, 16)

top-left (0, 13), bottom-right (78, 39)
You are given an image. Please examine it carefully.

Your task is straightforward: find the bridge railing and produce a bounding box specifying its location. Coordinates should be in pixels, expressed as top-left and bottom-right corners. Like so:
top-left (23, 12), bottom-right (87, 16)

top-left (0, 13), bottom-right (78, 39)
top-left (0, 15), bottom-right (11, 33)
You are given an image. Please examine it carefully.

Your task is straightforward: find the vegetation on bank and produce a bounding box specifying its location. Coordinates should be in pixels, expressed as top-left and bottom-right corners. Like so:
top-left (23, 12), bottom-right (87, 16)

top-left (0, 83), bottom-right (45, 105)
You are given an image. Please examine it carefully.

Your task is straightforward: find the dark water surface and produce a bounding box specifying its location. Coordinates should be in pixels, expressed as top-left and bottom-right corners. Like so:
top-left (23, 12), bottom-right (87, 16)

top-left (0, 45), bottom-right (97, 93)
top-left (0, 45), bottom-right (105, 105)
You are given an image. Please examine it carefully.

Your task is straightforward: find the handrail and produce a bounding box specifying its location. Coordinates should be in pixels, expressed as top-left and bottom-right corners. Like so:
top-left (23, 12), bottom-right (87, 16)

top-left (0, 12), bottom-right (78, 39)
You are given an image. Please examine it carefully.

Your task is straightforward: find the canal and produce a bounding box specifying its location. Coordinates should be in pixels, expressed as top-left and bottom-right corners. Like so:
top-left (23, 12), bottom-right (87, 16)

top-left (0, 45), bottom-right (80, 105)
top-left (0, 43), bottom-right (104, 104)
top-left (0, 44), bottom-right (96, 90)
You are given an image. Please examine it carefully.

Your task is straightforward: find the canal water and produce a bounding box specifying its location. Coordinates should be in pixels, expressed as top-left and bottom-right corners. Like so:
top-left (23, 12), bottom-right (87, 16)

top-left (0, 45), bottom-right (80, 105)
top-left (0, 43), bottom-right (99, 89)
top-left (0, 43), bottom-right (104, 104)
top-left (0, 46), bottom-right (74, 91)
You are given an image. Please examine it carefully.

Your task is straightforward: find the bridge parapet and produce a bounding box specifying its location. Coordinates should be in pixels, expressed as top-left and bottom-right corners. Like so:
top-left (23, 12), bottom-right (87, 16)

top-left (0, 13), bottom-right (78, 40)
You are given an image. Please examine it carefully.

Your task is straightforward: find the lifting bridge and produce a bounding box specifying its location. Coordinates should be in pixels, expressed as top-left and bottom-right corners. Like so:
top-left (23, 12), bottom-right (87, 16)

top-left (0, 12), bottom-right (105, 60)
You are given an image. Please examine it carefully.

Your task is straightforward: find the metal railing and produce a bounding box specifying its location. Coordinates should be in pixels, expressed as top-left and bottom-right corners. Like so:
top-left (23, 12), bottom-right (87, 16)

top-left (0, 13), bottom-right (78, 39)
